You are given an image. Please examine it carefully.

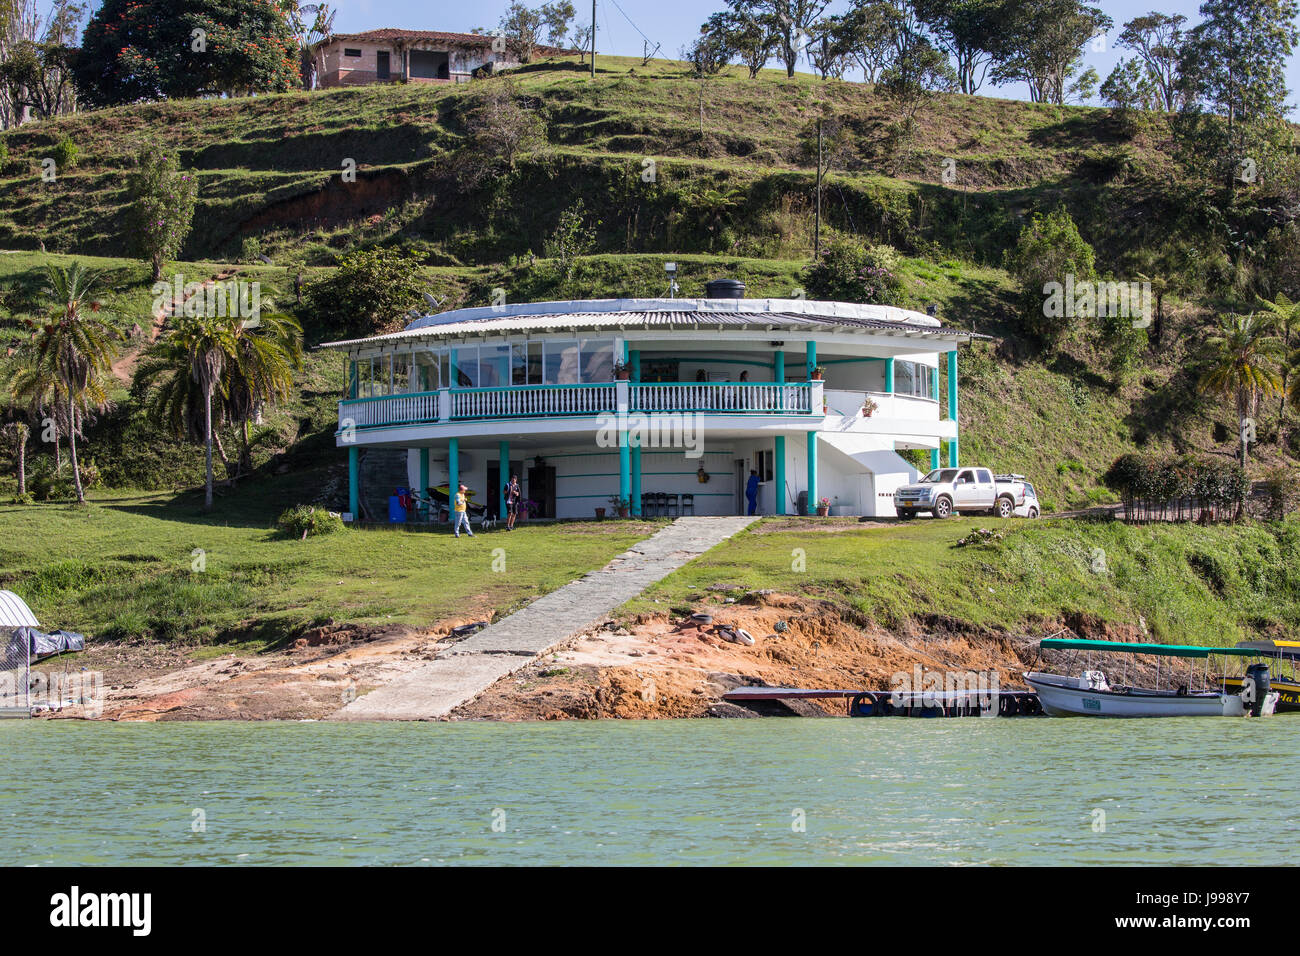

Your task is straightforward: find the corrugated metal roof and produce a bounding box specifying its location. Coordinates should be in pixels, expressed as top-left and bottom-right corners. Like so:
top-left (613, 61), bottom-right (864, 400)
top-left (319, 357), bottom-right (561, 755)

top-left (0, 591), bottom-right (38, 628)
top-left (321, 29), bottom-right (572, 55)
top-left (320, 305), bottom-right (985, 350)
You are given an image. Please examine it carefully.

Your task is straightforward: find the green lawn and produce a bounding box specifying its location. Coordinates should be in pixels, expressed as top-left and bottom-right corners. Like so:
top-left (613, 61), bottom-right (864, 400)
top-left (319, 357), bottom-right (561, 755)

top-left (0, 492), bottom-right (659, 647)
top-left (621, 517), bottom-right (1300, 648)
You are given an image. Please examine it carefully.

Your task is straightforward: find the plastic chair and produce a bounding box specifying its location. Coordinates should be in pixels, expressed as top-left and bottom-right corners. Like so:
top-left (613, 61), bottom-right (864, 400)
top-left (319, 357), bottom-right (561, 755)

top-left (680, 494), bottom-right (695, 515)
top-left (665, 493), bottom-right (680, 517)
top-left (641, 492), bottom-right (655, 517)
top-left (653, 492), bottom-right (667, 516)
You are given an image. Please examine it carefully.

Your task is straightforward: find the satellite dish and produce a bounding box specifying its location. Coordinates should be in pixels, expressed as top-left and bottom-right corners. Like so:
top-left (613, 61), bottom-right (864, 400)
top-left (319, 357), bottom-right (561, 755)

top-left (422, 292), bottom-right (442, 308)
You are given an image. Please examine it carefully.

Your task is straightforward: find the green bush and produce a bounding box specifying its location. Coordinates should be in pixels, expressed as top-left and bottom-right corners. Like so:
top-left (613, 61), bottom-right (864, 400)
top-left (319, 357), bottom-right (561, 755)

top-left (50, 135), bottom-right (78, 170)
top-left (277, 504), bottom-right (345, 539)
top-left (1103, 452), bottom-right (1247, 522)
top-left (1261, 466), bottom-right (1300, 520)
top-left (802, 237), bottom-right (903, 305)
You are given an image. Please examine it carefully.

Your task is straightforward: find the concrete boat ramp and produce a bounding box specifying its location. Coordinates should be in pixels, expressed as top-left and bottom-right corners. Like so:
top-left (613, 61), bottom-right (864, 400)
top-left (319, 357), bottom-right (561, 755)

top-left (330, 516), bottom-right (756, 721)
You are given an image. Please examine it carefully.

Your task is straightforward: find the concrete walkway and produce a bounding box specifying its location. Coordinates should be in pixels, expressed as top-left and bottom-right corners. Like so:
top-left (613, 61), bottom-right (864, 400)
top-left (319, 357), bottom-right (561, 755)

top-left (330, 516), bottom-right (756, 721)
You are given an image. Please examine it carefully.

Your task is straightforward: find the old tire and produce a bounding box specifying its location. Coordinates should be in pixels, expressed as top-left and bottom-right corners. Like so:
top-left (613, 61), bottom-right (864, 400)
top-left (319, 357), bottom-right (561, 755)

top-left (933, 496), bottom-right (953, 519)
top-left (995, 496), bottom-right (1014, 519)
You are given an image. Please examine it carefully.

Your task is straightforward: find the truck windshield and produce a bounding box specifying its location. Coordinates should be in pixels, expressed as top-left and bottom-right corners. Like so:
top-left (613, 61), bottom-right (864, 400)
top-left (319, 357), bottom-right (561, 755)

top-left (921, 470), bottom-right (958, 483)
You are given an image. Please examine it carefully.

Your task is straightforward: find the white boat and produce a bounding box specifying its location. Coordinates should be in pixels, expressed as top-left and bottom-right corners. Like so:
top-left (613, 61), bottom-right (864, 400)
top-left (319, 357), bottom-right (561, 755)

top-left (1025, 639), bottom-right (1280, 718)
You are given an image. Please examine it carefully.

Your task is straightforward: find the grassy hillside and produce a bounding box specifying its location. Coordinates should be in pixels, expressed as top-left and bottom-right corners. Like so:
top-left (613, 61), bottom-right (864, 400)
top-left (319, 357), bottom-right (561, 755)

top-left (0, 56), bottom-right (1292, 511)
top-left (622, 518), bottom-right (1300, 648)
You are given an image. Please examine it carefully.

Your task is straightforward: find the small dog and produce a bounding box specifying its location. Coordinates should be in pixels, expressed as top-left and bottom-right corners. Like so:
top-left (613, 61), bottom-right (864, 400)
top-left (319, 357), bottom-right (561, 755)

top-left (479, 517), bottom-right (498, 530)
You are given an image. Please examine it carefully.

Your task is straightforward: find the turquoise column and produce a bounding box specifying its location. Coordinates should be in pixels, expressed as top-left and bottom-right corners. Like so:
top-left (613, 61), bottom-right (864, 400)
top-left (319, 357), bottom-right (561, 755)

top-left (348, 360), bottom-right (358, 399)
top-left (631, 446), bottom-right (642, 516)
top-left (629, 349), bottom-right (641, 515)
top-left (774, 435), bottom-right (786, 516)
top-left (946, 350), bottom-right (959, 467)
top-left (930, 366), bottom-right (940, 471)
top-left (805, 431), bottom-right (817, 515)
top-left (419, 447), bottom-right (429, 495)
top-left (348, 446), bottom-right (359, 519)
top-left (498, 441), bottom-right (509, 520)
top-left (805, 341), bottom-right (817, 380)
top-left (618, 430), bottom-right (630, 513)
top-left (774, 351), bottom-right (785, 383)
top-left (448, 437), bottom-right (459, 524)
top-left (884, 358), bottom-right (894, 394)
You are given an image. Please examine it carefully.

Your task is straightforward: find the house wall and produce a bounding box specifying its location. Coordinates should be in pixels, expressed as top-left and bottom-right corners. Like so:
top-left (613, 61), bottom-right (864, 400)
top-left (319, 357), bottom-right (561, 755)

top-left (316, 41), bottom-right (513, 88)
top-left (407, 445), bottom-right (740, 519)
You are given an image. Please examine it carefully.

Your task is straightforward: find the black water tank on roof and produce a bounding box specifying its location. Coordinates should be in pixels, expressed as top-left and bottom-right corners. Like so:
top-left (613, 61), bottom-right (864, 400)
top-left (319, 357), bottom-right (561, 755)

top-left (705, 278), bottom-right (747, 299)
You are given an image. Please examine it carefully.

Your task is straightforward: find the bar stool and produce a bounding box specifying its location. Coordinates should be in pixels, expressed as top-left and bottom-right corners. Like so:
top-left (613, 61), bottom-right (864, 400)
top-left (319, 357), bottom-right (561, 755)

top-left (680, 493), bottom-right (695, 515)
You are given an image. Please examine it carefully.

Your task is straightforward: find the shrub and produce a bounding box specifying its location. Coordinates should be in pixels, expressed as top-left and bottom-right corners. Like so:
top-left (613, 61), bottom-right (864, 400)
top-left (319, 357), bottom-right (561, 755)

top-left (1260, 466), bottom-right (1300, 520)
top-left (802, 237), bottom-right (903, 305)
top-left (1004, 206), bottom-right (1096, 347)
top-left (277, 504), bottom-right (345, 539)
top-left (50, 135), bottom-right (78, 170)
top-left (1103, 452), bottom-right (1247, 522)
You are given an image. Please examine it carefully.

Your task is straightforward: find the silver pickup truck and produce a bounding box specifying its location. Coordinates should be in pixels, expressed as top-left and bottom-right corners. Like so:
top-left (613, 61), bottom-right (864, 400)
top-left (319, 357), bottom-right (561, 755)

top-left (894, 467), bottom-right (1025, 519)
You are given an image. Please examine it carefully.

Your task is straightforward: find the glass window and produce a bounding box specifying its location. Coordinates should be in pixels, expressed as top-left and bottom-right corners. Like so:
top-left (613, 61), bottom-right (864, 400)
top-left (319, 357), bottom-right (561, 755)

top-left (451, 347), bottom-right (476, 387)
top-left (373, 354), bottom-right (391, 396)
top-left (413, 349), bottom-right (442, 392)
top-left (392, 352), bottom-right (411, 393)
top-left (545, 340), bottom-right (580, 384)
top-left (580, 339), bottom-right (613, 382)
top-left (527, 342), bottom-right (543, 384)
top-left (354, 359), bottom-right (370, 398)
top-left (479, 344), bottom-right (511, 388)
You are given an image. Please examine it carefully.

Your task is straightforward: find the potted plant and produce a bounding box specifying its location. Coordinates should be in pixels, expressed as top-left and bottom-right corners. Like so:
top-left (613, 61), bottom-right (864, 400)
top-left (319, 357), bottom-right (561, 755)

top-left (595, 506), bottom-right (607, 520)
top-left (861, 395), bottom-right (879, 418)
top-left (613, 360), bottom-right (631, 381)
top-left (816, 496), bottom-right (832, 517)
top-left (608, 494), bottom-right (631, 518)
top-left (810, 366), bottom-right (825, 381)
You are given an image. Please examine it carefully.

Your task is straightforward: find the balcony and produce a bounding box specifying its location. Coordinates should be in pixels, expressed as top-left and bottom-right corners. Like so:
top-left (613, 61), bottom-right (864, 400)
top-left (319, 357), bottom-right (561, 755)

top-left (338, 381), bottom-right (818, 431)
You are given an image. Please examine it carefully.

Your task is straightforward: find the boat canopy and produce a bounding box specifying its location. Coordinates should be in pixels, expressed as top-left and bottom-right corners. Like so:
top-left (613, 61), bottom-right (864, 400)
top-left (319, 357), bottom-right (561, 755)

top-left (1041, 638), bottom-right (1258, 659)
top-left (1236, 640), bottom-right (1300, 660)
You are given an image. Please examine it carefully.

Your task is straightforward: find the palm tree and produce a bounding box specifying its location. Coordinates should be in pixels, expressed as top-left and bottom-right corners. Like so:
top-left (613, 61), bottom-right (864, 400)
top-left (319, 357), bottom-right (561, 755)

top-left (137, 314), bottom-right (237, 510)
top-left (4, 355), bottom-right (61, 468)
top-left (1255, 293), bottom-right (1300, 440)
top-left (1, 421), bottom-right (29, 497)
top-left (1197, 313), bottom-right (1284, 468)
top-left (26, 263), bottom-right (118, 503)
top-left (225, 312), bottom-right (303, 475)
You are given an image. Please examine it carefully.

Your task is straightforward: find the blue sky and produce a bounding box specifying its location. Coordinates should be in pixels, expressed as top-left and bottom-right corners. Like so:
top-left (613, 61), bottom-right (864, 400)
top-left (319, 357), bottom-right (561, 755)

top-left (334, 0), bottom-right (1300, 108)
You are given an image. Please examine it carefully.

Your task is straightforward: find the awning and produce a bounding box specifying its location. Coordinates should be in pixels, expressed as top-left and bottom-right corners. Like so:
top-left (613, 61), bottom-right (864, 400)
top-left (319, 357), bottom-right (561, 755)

top-left (0, 591), bottom-right (38, 628)
top-left (1042, 638), bottom-right (1257, 659)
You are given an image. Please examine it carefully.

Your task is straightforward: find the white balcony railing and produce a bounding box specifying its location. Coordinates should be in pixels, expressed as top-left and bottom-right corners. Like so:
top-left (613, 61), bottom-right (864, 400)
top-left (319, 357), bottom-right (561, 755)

top-left (451, 384), bottom-right (617, 420)
top-left (338, 391), bottom-right (442, 429)
top-left (338, 381), bottom-right (817, 431)
top-left (631, 382), bottom-right (813, 414)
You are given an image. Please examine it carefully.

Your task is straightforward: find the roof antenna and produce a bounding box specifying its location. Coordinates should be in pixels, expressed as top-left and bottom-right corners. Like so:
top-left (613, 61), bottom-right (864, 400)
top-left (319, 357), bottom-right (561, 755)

top-left (422, 291), bottom-right (443, 310)
top-left (664, 261), bottom-right (678, 298)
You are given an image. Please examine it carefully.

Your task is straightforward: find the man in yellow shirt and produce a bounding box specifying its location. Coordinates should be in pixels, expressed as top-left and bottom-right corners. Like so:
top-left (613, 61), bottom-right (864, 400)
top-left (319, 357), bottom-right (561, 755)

top-left (453, 483), bottom-right (474, 538)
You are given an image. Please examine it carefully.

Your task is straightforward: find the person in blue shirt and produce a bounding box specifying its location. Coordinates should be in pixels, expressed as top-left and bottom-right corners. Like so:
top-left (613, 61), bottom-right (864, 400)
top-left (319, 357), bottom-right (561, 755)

top-left (745, 469), bottom-right (760, 516)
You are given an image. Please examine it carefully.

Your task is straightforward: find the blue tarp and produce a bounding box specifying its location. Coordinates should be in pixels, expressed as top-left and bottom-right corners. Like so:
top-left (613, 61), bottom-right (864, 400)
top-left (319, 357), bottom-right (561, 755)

top-left (11, 627), bottom-right (85, 662)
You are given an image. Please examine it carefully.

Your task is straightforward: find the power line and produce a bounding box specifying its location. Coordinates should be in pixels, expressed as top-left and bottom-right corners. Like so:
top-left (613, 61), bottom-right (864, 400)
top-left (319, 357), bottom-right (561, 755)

top-left (606, 0), bottom-right (657, 53)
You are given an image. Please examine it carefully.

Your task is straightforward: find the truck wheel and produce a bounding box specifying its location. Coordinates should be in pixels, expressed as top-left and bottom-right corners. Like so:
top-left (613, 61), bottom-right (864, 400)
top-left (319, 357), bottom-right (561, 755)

top-left (995, 496), bottom-right (1014, 519)
top-left (933, 497), bottom-right (953, 519)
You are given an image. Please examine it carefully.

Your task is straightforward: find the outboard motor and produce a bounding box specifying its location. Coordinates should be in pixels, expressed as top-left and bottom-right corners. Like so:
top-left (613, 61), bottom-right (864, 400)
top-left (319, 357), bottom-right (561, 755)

top-left (1241, 663), bottom-right (1272, 716)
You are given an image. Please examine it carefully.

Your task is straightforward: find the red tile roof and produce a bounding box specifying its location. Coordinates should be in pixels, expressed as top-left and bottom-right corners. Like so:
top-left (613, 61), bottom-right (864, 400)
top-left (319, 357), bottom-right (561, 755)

top-left (324, 29), bottom-right (572, 55)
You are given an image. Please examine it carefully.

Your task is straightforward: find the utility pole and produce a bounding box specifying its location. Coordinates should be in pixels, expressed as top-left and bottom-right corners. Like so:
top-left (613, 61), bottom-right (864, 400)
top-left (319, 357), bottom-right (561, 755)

top-left (814, 119), bottom-right (823, 259)
top-left (591, 0), bottom-right (596, 78)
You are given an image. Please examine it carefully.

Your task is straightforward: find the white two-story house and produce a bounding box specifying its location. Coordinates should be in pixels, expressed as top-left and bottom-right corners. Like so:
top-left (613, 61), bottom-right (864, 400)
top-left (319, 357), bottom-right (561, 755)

top-left (321, 282), bottom-right (977, 522)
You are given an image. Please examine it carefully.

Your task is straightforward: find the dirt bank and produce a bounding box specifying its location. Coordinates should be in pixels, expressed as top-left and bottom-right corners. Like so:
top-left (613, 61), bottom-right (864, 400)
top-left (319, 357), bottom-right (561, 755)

top-left (43, 592), bottom-right (1155, 721)
top-left (452, 590), bottom-right (1066, 720)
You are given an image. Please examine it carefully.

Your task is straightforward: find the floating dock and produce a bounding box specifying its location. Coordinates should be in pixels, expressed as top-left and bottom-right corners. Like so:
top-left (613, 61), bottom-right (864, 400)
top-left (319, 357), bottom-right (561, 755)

top-left (721, 686), bottom-right (1044, 717)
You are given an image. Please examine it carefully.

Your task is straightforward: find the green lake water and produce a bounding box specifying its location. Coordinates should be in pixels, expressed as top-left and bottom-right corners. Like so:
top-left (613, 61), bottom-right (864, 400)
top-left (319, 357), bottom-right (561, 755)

top-left (2, 718), bottom-right (1296, 865)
